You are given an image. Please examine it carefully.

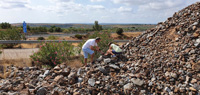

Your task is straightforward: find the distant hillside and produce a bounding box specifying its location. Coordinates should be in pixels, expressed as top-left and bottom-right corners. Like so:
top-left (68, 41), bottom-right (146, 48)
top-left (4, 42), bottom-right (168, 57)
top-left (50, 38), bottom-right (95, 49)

top-left (11, 23), bottom-right (156, 29)
top-left (11, 23), bottom-right (93, 28)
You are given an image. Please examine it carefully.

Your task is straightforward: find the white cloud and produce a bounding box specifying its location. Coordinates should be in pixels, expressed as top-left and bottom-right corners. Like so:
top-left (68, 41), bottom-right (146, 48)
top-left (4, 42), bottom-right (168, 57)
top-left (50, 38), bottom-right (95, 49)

top-left (0, 0), bottom-right (30, 9)
top-left (111, 0), bottom-right (152, 5)
top-left (138, 0), bottom-right (185, 11)
top-left (0, 0), bottom-right (199, 23)
top-left (86, 5), bottom-right (105, 10)
top-left (90, 0), bottom-right (105, 2)
top-left (48, 0), bottom-right (73, 3)
top-left (118, 6), bottom-right (132, 12)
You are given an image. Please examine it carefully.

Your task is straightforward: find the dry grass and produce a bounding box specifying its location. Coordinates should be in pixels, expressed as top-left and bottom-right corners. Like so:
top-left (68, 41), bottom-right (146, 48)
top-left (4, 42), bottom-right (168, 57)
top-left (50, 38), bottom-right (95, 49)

top-left (67, 59), bottom-right (83, 68)
top-left (111, 32), bottom-right (142, 39)
top-left (1, 58), bottom-right (32, 67)
top-left (65, 56), bottom-right (84, 68)
top-left (0, 58), bottom-right (32, 78)
top-left (16, 43), bottom-right (39, 48)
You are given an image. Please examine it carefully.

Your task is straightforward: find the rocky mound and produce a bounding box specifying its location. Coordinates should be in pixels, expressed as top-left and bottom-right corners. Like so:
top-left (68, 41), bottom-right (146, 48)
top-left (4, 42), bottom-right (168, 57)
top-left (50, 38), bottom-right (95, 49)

top-left (122, 1), bottom-right (200, 94)
top-left (0, 2), bottom-right (200, 95)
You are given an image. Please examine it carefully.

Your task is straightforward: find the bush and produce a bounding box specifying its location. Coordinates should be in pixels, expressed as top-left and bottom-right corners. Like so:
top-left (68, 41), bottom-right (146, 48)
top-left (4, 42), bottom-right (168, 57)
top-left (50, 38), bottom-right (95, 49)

top-left (0, 22), bottom-right (11, 29)
top-left (75, 34), bottom-right (83, 39)
top-left (77, 31), bottom-right (113, 63)
top-left (0, 29), bottom-right (23, 48)
top-left (116, 28), bottom-right (124, 35)
top-left (89, 31), bottom-right (113, 59)
top-left (30, 41), bottom-right (75, 67)
top-left (37, 37), bottom-right (45, 40)
top-left (47, 35), bottom-right (58, 40)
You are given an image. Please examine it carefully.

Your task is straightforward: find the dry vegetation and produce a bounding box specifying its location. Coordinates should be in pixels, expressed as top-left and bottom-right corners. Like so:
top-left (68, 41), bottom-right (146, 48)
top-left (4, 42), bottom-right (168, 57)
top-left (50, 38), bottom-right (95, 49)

top-left (111, 32), bottom-right (142, 39)
top-left (0, 32), bottom-right (142, 71)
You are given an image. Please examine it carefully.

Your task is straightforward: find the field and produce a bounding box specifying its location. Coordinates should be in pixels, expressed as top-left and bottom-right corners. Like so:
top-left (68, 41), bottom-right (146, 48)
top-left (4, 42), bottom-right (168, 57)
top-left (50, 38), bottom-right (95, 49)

top-left (12, 23), bottom-right (155, 29)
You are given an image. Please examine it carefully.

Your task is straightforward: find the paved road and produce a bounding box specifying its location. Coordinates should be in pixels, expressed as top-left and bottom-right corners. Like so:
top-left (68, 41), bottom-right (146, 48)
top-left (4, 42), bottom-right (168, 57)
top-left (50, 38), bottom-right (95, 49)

top-left (0, 48), bottom-right (39, 60)
top-left (26, 33), bottom-right (87, 38)
top-left (26, 31), bottom-right (139, 38)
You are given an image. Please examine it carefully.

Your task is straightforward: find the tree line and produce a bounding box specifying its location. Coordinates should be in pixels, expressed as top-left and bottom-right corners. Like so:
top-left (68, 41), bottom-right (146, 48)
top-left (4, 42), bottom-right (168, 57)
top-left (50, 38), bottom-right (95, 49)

top-left (0, 21), bottom-right (104, 34)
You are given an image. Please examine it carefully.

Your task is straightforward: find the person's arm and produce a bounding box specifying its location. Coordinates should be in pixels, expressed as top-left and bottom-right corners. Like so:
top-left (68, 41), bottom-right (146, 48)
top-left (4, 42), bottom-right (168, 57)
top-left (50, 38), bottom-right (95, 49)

top-left (91, 46), bottom-right (104, 54)
top-left (90, 46), bottom-right (100, 51)
top-left (90, 46), bottom-right (96, 50)
top-left (109, 46), bottom-right (112, 49)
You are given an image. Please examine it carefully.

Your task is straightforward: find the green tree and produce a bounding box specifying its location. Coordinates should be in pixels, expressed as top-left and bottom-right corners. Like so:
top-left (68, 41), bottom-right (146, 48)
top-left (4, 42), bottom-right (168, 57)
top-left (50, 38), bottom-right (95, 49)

top-left (49, 27), bottom-right (54, 32)
top-left (38, 26), bottom-right (47, 32)
top-left (27, 25), bottom-right (31, 31)
top-left (93, 21), bottom-right (103, 31)
top-left (116, 28), bottom-right (124, 35)
top-left (51, 25), bottom-right (56, 29)
top-left (0, 22), bottom-right (11, 29)
top-left (88, 31), bottom-right (112, 58)
top-left (0, 29), bottom-right (23, 48)
top-left (55, 27), bottom-right (62, 32)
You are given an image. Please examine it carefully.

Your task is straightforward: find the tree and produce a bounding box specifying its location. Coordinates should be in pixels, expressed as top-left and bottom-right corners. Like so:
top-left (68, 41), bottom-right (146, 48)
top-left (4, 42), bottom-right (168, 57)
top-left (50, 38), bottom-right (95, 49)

top-left (0, 22), bottom-right (11, 29)
top-left (27, 25), bottom-right (31, 31)
top-left (93, 21), bottom-right (102, 31)
top-left (55, 27), bottom-right (62, 32)
top-left (116, 28), bottom-right (124, 35)
top-left (49, 28), bottom-right (54, 32)
top-left (0, 29), bottom-right (23, 48)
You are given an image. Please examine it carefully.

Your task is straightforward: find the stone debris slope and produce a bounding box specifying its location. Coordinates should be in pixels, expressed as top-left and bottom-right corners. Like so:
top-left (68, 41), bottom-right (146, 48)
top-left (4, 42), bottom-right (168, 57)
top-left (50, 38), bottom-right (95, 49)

top-left (0, 2), bottom-right (200, 95)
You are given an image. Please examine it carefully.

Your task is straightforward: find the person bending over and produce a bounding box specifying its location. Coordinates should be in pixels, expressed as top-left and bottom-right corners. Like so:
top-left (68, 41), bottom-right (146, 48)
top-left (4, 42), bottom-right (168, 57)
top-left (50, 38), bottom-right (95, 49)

top-left (82, 37), bottom-right (102, 66)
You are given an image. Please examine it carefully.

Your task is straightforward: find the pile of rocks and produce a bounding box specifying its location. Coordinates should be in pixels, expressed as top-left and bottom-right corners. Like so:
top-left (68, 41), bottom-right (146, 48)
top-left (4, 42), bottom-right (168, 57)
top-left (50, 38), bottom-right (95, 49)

top-left (0, 2), bottom-right (200, 95)
top-left (122, 1), bottom-right (200, 94)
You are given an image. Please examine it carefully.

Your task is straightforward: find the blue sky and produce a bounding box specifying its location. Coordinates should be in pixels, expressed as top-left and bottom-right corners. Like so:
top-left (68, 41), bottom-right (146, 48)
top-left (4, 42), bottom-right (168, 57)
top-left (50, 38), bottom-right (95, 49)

top-left (0, 0), bottom-right (199, 24)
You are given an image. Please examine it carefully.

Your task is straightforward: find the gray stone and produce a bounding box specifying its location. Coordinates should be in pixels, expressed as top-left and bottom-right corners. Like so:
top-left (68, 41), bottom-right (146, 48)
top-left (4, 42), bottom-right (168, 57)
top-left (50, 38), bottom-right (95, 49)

top-left (109, 64), bottom-right (120, 70)
top-left (131, 78), bottom-right (144, 86)
top-left (164, 87), bottom-right (171, 92)
top-left (43, 70), bottom-right (50, 78)
top-left (104, 58), bottom-right (111, 63)
top-left (88, 78), bottom-right (95, 87)
top-left (98, 67), bottom-right (108, 75)
top-left (124, 83), bottom-right (133, 91)
top-left (36, 87), bottom-right (47, 95)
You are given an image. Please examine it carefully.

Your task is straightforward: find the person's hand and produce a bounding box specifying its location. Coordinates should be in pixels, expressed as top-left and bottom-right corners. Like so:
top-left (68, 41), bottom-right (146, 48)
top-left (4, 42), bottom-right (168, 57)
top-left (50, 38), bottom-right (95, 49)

top-left (100, 51), bottom-right (104, 55)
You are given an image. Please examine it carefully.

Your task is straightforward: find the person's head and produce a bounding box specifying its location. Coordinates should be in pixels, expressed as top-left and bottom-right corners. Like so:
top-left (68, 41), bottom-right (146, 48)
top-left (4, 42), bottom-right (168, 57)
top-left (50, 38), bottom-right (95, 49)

top-left (108, 42), bottom-right (112, 46)
top-left (95, 37), bottom-right (101, 43)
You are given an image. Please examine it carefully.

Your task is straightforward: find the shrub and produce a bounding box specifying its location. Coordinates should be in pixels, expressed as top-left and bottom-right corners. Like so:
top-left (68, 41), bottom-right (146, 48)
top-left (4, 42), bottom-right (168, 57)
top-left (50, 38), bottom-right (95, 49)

top-left (47, 35), bottom-right (58, 40)
top-left (75, 34), bottom-right (83, 39)
top-left (37, 37), bottom-right (45, 40)
top-left (77, 31), bottom-right (113, 64)
top-left (0, 22), bottom-right (11, 29)
top-left (88, 31), bottom-right (113, 59)
top-left (0, 29), bottom-right (23, 48)
top-left (116, 28), bottom-right (124, 35)
top-left (30, 41), bottom-right (75, 67)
